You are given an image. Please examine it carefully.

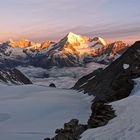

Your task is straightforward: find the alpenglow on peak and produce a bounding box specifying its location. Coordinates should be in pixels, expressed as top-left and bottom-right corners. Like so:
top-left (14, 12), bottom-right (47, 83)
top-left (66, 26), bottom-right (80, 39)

top-left (66, 32), bottom-right (89, 44)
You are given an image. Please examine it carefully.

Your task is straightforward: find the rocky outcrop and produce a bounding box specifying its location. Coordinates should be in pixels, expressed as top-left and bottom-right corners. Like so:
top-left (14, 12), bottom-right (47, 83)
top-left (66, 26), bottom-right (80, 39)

top-left (88, 102), bottom-right (116, 128)
top-left (44, 103), bottom-right (116, 140)
top-left (0, 68), bottom-right (32, 85)
top-left (44, 119), bottom-right (87, 140)
top-left (49, 83), bottom-right (56, 88)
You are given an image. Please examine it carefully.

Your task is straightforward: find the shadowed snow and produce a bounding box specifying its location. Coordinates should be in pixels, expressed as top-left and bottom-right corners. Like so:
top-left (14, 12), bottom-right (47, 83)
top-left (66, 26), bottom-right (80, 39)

top-left (80, 78), bottom-right (140, 140)
top-left (0, 84), bottom-right (92, 140)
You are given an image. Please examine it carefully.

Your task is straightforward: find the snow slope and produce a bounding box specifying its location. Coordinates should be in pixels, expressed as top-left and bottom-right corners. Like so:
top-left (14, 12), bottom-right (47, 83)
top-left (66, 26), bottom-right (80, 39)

top-left (80, 78), bottom-right (140, 140)
top-left (0, 84), bottom-right (92, 140)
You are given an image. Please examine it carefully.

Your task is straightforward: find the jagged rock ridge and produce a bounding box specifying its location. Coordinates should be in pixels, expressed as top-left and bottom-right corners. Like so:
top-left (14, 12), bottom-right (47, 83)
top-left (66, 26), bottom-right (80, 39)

top-left (0, 68), bottom-right (32, 85)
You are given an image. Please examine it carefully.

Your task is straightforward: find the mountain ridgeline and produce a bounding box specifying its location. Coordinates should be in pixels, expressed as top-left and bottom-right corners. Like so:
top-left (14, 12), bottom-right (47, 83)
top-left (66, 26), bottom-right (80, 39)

top-left (0, 32), bottom-right (128, 68)
top-left (73, 41), bottom-right (140, 102)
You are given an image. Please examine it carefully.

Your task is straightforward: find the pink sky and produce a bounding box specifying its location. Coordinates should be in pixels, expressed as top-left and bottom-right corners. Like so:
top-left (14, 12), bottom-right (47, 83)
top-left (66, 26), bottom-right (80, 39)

top-left (0, 0), bottom-right (140, 43)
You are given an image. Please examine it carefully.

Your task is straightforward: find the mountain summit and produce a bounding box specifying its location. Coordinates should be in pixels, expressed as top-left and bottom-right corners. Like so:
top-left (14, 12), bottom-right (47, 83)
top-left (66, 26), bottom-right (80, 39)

top-left (52, 32), bottom-right (107, 55)
top-left (66, 32), bottom-right (89, 44)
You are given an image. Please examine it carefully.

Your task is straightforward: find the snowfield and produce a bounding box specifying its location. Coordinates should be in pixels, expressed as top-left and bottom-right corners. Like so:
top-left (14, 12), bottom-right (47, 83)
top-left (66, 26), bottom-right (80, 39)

top-left (80, 78), bottom-right (140, 140)
top-left (0, 84), bottom-right (92, 140)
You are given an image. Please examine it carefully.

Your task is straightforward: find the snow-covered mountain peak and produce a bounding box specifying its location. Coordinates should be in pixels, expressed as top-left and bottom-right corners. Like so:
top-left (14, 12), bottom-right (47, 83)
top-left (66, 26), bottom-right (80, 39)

top-left (66, 32), bottom-right (89, 44)
top-left (96, 37), bottom-right (107, 46)
top-left (65, 33), bottom-right (107, 49)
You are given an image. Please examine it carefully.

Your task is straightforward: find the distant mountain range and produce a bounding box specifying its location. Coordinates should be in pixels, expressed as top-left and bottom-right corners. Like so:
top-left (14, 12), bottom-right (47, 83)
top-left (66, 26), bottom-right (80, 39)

top-left (0, 32), bottom-right (129, 68)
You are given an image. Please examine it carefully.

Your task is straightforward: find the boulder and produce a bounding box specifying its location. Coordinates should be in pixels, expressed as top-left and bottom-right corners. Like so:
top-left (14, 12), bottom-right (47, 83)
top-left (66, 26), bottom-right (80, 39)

top-left (49, 83), bottom-right (56, 88)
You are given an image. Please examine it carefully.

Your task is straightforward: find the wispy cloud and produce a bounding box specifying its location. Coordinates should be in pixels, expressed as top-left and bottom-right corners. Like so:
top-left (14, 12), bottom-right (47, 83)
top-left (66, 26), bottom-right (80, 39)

top-left (0, 0), bottom-right (139, 42)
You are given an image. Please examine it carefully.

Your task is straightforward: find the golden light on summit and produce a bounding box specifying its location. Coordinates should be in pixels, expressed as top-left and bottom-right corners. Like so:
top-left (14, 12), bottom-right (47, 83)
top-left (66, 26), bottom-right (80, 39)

top-left (7, 38), bottom-right (54, 50)
top-left (58, 32), bottom-right (107, 55)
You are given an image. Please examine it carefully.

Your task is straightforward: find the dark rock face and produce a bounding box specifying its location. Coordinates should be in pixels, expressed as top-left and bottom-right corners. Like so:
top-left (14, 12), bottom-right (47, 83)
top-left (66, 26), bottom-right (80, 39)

top-left (73, 68), bottom-right (103, 90)
top-left (44, 119), bottom-right (87, 140)
top-left (0, 68), bottom-right (32, 85)
top-left (88, 102), bottom-right (116, 128)
top-left (73, 41), bottom-right (140, 102)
